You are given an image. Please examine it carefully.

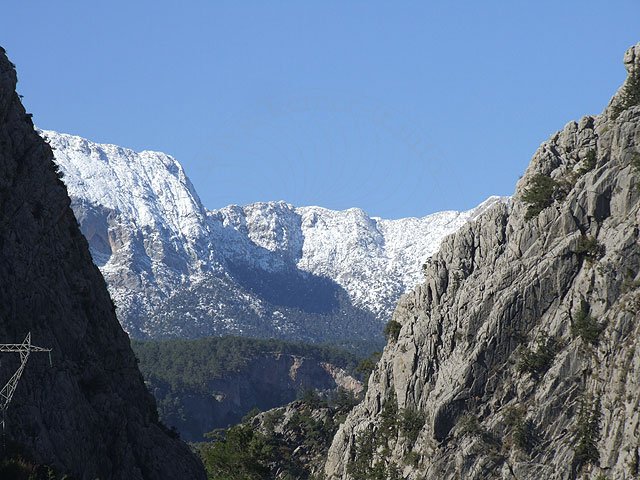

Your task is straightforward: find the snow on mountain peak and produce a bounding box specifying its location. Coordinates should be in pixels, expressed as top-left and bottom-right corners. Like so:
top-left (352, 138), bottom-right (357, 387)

top-left (41, 130), bottom-right (207, 241)
top-left (47, 129), bottom-right (507, 341)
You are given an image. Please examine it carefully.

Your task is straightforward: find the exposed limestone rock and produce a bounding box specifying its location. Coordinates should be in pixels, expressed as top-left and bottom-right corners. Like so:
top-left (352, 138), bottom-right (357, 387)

top-left (0, 48), bottom-right (205, 479)
top-left (325, 42), bottom-right (640, 480)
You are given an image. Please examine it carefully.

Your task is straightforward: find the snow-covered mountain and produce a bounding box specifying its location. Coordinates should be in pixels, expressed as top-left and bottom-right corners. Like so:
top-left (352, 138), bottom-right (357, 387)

top-left (44, 129), bottom-right (505, 344)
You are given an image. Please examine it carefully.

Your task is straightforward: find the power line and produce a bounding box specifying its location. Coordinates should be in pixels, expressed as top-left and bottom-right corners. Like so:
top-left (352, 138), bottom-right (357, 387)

top-left (0, 333), bottom-right (52, 438)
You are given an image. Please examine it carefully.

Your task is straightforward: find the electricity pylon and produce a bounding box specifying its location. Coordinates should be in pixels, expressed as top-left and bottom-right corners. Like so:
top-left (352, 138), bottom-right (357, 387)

top-left (0, 333), bottom-right (52, 434)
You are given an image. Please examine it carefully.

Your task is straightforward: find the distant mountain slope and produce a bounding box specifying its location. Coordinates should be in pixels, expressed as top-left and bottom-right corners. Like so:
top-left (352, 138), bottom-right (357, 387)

top-left (132, 336), bottom-right (362, 441)
top-left (45, 129), bottom-right (504, 342)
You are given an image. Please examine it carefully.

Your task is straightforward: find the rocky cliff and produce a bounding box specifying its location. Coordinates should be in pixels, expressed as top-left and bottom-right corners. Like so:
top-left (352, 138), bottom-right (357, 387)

top-left (0, 48), bottom-right (205, 479)
top-left (325, 43), bottom-right (640, 479)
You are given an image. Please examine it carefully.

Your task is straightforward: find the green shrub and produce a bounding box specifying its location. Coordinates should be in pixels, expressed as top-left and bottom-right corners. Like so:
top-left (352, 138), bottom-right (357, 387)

top-left (611, 67), bottom-right (640, 119)
top-left (503, 404), bottom-right (534, 451)
top-left (632, 153), bottom-right (640, 192)
top-left (298, 388), bottom-right (327, 409)
top-left (355, 351), bottom-right (381, 389)
top-left (512, 417), bottom-right (537, 453)
top-left (347, 428), bottom-right (399, 480)
top-left (400, 407), bottom-right (426, 444)
top-left (574, 394), bottom-right (601, 471)
top-left (572, 300), bottom-right (605, 345)
top-left (379, 397), bottom-right (399, 438)
top-left (403, 451), bottom-right (421, 467)
top-left (503, 405), bottom-right (526, 428)
top-left (199, 424), bottom-right (272, 480)
top-left (242, 407), bottom-right (261, 422)
top-left (575, 235), bottom-right (604, 262)
top-left (577, 150), bottom-right (597, 175)
top-left (622, 269), bottom-right (640, 293)
top-left (386, 463), bottom-right (402, 480)
top-left (0, 445), bottom-right (70, 479)
top-left (457, 413), bottom-right (484, 437)
top-left (345, 392), bottom-right (404, 479)
top-left (0, 458), bottom-right (39, 480)
top-left (522, 174), bottom-right (568, 220)
top-left (384, 320), bottom-right (402, 342)
top-left (328, 387), bottom-right (359, 412)
top-left (517, 334), bottom-right (559, 378)
top-left (262, 409), bottom-right (283, 433)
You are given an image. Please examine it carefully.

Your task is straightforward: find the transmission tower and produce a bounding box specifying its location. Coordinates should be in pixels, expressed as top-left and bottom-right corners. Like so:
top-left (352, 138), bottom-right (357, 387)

top-left (0, 333), bottom-right (52, 433)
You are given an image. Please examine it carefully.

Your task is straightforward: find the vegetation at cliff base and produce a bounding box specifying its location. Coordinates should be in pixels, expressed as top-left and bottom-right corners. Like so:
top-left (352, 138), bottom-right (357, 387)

top-left (197, 392), bottom-right (358, 480)
top-left (345, 392), bottom-right (421, 479)
top-left (199, 424), bottom-right (271, 480)
top-left (133, 336), bottom-right (361, 392)
top-left (0, 449), bottom-right (69, 480)
top-left (132, 336), bottom-right (365, 441)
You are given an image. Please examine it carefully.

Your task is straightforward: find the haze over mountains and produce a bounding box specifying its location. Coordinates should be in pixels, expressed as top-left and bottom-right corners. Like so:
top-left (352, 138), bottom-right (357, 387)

top-left (44, 129), bottom-right (504, 344)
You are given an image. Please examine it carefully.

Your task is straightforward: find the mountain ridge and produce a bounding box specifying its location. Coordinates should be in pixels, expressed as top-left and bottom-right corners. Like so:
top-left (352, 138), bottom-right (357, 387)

top-left (44, 128), bottom-right (505, 342)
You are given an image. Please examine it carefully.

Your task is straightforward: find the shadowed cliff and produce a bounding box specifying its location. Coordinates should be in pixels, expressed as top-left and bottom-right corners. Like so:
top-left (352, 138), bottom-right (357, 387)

top-left (0, 47), bottom-right (205, 479)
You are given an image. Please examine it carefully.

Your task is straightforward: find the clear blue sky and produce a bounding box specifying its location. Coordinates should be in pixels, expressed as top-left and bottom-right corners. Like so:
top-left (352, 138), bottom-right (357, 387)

top-left (3, 2), bottom-right (639, 218)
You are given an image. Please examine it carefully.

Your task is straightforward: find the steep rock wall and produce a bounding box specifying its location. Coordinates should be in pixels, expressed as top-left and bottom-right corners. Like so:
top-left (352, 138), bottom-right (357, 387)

top-left (325, 43), bottom-right (640, 480)
top-left (0, 48), bottom-right (205, 479)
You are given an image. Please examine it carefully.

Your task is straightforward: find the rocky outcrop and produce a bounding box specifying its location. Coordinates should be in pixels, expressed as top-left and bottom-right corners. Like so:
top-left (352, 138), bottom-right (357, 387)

top-left (0, 48), bottom-right (205, 479)
top-left (249, 400), bottom-right (356, 479)
top-left (199, 397), bottom-right (358, 480)
top-left (325, 43), bottom-right (640, 479)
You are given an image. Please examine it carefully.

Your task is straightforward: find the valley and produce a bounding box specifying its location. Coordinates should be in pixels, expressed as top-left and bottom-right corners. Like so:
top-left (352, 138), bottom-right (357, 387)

top-left (0, 13), bottom-right (638, 479)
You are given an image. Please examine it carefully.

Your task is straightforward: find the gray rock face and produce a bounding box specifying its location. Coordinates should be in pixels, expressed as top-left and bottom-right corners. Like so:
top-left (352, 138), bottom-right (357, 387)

top-left (325, 43), bottom-right (640, 480)
top-left (0, 48), bottom-right (205, 479)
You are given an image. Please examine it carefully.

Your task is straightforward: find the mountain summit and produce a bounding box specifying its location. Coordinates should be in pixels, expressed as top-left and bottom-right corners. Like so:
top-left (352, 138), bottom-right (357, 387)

top-left (45, 129), bottom-right (503, 343)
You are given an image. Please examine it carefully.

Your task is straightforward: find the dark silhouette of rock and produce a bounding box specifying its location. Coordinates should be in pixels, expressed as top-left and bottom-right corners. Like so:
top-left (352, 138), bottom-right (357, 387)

top-left (0, 47), bottom-right (205, 479)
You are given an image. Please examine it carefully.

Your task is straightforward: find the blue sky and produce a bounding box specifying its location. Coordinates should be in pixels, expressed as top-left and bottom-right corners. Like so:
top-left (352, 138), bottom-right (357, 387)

top-left (3, 2), bottom-right (639, 218)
